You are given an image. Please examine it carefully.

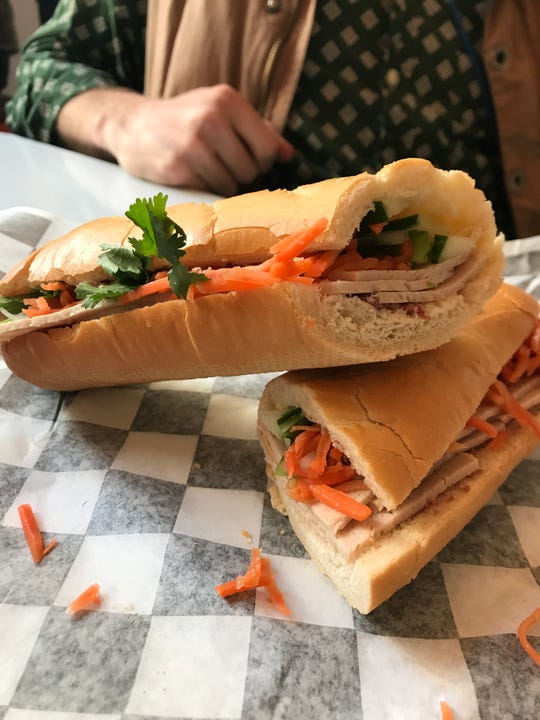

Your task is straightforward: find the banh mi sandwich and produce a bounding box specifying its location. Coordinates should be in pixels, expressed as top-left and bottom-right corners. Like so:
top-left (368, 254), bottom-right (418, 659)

top-left (0, 158), bottom-right (504, 391)
top-left (257, 283), bottom-right (540, 614)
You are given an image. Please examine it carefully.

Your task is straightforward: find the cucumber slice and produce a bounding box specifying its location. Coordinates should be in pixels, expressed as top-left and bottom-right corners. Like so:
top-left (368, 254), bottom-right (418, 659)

top-left (430, 234), bottom-right (448, 263)
top-left (374, 230), bottom-right (409, 246)
top-left (439, 234), bottom-right (474, 261)
top-left (409, 230), bottom-right (432, 267)
top-left (361, 201), bottom-right (388, 227)
top-left (384, 213), bottom-right (419, 231)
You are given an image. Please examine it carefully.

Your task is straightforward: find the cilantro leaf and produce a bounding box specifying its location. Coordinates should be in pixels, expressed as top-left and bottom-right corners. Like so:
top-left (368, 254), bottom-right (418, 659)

top-left (76, 281), bottom-right (136, 309)
top-left (168, 266), bottom-right (208, 299)
top-left (0, 295), bottom-right (26, 316)
top-left (98, 243), bottom-right (147, 282)
top-left (91, 193), bottom-right (206, 304)
top-left (125, 193), bottom-right (206, 299)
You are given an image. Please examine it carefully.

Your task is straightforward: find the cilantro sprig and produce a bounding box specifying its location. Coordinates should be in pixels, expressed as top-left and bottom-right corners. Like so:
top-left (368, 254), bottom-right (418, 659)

top-left (76, 193), bottom-right (207, 308)
top-left (125, 193), bottom-right (207, 298)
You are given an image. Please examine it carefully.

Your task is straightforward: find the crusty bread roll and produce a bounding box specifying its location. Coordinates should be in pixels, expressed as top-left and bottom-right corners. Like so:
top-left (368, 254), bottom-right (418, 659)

top-left (257, 284), bottom-right (540, 613)
top-left (0, 159), bottom-right (503, 390)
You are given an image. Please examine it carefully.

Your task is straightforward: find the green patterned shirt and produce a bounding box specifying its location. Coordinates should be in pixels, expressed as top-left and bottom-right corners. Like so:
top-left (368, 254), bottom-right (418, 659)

top-left (6, 0), bottom-right (513, 236)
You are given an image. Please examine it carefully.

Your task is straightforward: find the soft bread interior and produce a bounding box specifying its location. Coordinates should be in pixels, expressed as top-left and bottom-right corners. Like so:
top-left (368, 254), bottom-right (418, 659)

top-left (258, 283), bottom-right (539, 509)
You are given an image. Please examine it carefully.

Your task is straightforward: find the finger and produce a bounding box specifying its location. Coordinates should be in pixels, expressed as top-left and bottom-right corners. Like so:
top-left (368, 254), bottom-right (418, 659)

top-left (208, 123), bottom-right (261, 186)
top-left (187, 138), bottom-right (239, 196)
top-left (228, 96), bottom-right (291, 174)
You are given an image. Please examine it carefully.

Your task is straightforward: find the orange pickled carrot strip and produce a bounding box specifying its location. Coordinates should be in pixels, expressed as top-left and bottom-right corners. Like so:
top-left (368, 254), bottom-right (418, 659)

top-left (215, 550), bottom-right (291, 616)
top-left (466, 414), bottom-right (498, 439)
top-left (507, 345), bottom-right (532, 383)
top-left (269, 218), bottom-right (328, 261)
top-left (487, 429), bottom-right (510, 451)
top-left (310, 463), bottom-right (357, 486)
top-left (215, 548), bottom-right (262, 597)
top-left (17, 504), bottom-right (57, 564)
top-left (66, 583), bottom-right (102, 616)
top-left (440, 701), bottom-right (454, 720)
top-left (264, 579), bottom-right (292, 616)
top-left (369, 222), bottom-right (386, 235)
top-left (22, 296), bottom-right (53, 317)
top-left (59, 289), bottom-right (76, 306)
top-left (40, 281), bottom-right (68, 292)
top-left (517, 605), bottom-right (540, 666)
top-left (491, 380), bottom-right (540, 440)
top-left (214, 579), bottom-right (241, 598)
top-left (310, 484), bottom-right (373, 522)
top-left (334, 478), bottom-right (369, 494)
top-left (305, 250), bottom-right (341, 278)
top-left (309, 428), bottom-right (332, 475)
top-left (118, 275), bottom-right (171, 304)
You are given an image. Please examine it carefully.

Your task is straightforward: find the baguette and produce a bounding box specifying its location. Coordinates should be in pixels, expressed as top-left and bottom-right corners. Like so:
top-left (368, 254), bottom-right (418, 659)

top-left (257, 283), bottom-right (540, 613)
top-left (0, 158), bottom-right (503, 390)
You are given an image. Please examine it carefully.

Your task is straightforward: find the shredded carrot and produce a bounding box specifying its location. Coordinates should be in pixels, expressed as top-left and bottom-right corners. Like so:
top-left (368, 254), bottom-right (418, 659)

top-left (41, 281), bottom-right (68, 292)
top-left (282, 423), bottom-right (370, 518)
top-left (215, 548), bottom-right (291, 616)
top-left (118, 275), bottom-right (171, 305)
top-left (268, 218), bottom-right (328, 261)
top-left (369, 222), bottom-right (386, 235)
top-left (517, 605), bottom-right (540, 666)
top-left (66, 583), bottom-right (102, 616)
top-left (489, 380), bottom-right (540, 440)
top-left (22, 295), bottom-right (55, 317)
top-left (310, 484), bottom-right (373, 522)
top-left (487, 429), bottom-right (510, 451)
top-left (17, 504), bottom-right (57, 564)
top-left (440, 700), bottom-right (454, 720)
top-left (334, 478), bottom-right (369, 494)
top-left (303, 250), bottom-right (341, 278)
top-left (500, 320), bottom-right (540, 383)
top-left (466, 414), bottom-right (498, 439)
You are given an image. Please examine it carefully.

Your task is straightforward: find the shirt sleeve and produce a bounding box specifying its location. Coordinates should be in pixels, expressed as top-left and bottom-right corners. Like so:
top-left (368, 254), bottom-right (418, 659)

top-left (6, 0), bottom-right (147, 142)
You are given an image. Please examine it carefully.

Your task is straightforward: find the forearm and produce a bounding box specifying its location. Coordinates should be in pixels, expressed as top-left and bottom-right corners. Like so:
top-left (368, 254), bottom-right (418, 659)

top-left (55, 86), bottom-right (146, 160)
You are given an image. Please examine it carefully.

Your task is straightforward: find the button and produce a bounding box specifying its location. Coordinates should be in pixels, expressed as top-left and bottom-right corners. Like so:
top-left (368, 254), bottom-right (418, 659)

top-left (266, 0), bottom-right (281, 12)
top-left (508, 172), bottom-right (522, 193)
top-left (385, 68), bottom-right (400, 88)
top-left (490, 46), bottom-right (510, 70)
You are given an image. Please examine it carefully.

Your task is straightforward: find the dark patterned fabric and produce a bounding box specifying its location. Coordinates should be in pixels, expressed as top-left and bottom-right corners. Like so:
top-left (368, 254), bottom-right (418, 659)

top-left (274, 0), bottom-right (513, 236)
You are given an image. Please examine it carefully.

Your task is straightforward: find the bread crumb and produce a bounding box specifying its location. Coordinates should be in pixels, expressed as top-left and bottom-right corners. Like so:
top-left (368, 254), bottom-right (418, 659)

top-left (241, 530), bottom-right (253, 544)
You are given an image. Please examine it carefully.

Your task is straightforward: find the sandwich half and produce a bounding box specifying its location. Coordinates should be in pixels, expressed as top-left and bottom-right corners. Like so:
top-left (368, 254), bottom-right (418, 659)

top-left (0, 158), bottom-right (503, 390)
top-left (257, 283), bottom-right (540, 613)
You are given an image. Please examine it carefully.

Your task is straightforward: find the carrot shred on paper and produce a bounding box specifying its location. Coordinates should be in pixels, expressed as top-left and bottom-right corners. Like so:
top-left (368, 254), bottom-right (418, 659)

top-left (215, 548), bottom-right (291, 617)
top-left (66, 583), bottom-right (102, 616)
top-left (17, 504), bottom-right (57, 564)
top-left (439, 700), bottom-right (454, 720)
top-left (517, 605), bottom-right (540, 666)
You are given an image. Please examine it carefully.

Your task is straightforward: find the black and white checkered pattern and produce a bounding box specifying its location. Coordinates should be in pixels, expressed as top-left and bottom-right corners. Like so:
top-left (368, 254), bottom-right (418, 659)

top-left (0, 211), bottom-right (539, 720)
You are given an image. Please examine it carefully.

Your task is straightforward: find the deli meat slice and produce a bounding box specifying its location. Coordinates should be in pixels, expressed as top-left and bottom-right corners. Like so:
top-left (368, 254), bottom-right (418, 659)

top-left (334, 453), bottom-right (480, 561)
top-left (320, 253), bottom-right (476, 303)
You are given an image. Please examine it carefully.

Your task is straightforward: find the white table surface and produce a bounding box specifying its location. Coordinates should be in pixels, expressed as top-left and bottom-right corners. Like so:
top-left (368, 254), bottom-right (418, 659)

top-left (0, 133), bottom-right (219, 226)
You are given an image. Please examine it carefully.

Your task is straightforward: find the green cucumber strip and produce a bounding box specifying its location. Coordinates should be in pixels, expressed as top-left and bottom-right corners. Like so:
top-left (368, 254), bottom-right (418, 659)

top-left (277, 407), bottom-right (310, 439)
top-left (430, 234), bottom-right (448, 263)
top-left (409, 229), bottom-right (432, 267)
top-left (384, 213), bottom-right (419, 231)
top-left (361, 201), bottom-right (388, 227)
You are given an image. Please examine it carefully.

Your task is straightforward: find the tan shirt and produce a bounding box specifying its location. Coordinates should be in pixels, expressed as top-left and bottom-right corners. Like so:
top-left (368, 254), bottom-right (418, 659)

top-left (145, 0), bottom-right (539, 238)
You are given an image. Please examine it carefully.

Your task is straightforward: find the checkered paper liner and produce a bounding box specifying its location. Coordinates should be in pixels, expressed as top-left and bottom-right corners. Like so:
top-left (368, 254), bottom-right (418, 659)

top-left (0, 208), bottom-right (539, 720)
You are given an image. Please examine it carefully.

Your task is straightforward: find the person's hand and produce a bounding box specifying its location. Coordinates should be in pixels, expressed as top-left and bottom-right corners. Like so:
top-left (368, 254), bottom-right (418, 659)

top-left (108, 84), bottom-right (295, 195)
